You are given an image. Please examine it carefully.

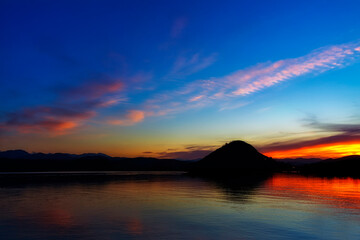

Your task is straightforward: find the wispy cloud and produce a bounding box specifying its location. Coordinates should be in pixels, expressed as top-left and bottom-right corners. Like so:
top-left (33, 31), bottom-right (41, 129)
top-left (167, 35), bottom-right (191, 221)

top-left (305, 118), bottom-right (360, 134)
top-left (189, 95), bottom-right (204, 102)
top-left (135, 41), bottom-right (360, 124)
top-left (168, 53), bottom-right (217, 77)
top-left (107, 110), bottom-right (146, 126)
top-left (188, 41), bottom-right (360, 100)
top-left (230, 45), bottom-right (360, 96)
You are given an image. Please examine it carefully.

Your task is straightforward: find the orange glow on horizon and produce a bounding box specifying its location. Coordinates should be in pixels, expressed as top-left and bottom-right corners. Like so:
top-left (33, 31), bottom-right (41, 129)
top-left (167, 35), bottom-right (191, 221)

top-left (264, 141), bottom-right (360, 159)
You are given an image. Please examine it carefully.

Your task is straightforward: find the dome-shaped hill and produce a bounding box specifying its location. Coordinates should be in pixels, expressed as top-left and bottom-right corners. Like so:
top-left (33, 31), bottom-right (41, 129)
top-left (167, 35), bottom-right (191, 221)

top-left (193, 140), bottom-right (280, 173)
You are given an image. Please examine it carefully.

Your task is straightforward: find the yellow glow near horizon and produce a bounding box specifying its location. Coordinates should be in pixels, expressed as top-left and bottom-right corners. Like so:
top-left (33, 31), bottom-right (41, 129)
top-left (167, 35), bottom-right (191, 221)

top-left (265, 142), bottom-right (360, 159)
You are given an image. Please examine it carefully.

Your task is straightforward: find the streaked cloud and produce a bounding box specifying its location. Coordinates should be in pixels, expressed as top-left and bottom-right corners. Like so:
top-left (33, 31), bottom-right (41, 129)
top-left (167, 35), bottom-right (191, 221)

top-left (192, 41), bottom-right (360, 100)
top-left (133, 41), bottom-right (360, 124)
top-left (168, 53), bottom-right (217, 77)
top-left (230, 44), bottom-right (360, 96)
top-left (189, 95), bottom-right (204, 102)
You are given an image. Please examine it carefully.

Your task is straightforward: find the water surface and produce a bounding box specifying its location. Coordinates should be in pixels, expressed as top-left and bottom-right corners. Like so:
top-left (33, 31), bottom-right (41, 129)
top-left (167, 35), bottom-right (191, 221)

top-left (0, 172), bottom-right (359, 239)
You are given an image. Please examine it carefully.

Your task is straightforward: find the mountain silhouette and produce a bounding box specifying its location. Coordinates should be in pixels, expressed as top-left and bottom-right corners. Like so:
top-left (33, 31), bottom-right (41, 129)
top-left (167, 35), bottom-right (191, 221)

top-left (0, 150), bottom-right (190, 172)
top-left (0, 150), bottom-right (110, 160)
top-left (192, 140), bottom-right (282, 174)
top-left (0, 150), bottom-right (30, 159)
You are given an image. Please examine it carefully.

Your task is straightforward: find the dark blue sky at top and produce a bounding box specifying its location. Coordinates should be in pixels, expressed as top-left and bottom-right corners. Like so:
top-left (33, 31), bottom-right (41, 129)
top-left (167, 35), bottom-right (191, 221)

top-left (2, 0), bottom-right (360, 109)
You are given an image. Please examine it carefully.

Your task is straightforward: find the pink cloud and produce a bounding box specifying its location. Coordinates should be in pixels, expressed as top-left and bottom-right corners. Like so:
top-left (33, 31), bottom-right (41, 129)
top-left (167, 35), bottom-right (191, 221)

top-left (189, 95), bottom-right (204, 102)
top-left (128, 110), bottom-right (145, 122)
top-left (108, 110), bottom-right (146, 126)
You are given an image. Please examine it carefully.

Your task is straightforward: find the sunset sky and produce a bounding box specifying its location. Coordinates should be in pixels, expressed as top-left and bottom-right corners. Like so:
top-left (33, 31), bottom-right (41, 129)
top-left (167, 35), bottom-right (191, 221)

top-left (1, 0), bottom-right (360, 159)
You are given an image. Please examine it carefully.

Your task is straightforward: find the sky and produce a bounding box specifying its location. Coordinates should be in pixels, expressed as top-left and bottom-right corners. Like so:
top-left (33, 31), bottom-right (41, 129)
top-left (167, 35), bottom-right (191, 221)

top-left (1, 0), bottom-right (360, 159)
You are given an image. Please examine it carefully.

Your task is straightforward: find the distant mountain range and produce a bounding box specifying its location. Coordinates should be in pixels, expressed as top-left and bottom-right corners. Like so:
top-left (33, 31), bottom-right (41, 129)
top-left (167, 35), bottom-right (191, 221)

top-left (0, 150), bottom-right (111, 160)
top-left (1, 141), bottom-right (359, 177)
top-left (0, 150), bottom-right (190, 171)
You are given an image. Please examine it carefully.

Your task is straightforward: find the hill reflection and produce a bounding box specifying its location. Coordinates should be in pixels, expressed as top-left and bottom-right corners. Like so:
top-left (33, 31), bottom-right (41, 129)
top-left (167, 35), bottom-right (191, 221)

top-left (194, 174), bottom-right (272, 202)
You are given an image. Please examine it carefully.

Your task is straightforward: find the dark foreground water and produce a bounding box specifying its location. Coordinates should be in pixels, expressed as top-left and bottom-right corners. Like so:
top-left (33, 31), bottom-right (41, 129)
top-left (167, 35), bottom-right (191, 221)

top-left (0, 172), bottom-right (359, 240)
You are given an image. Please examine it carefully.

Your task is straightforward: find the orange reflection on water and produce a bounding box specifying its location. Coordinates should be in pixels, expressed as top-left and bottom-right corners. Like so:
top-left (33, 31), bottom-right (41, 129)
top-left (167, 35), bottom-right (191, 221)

top-left (265, 174), bottom-right (360, 210)
top-left (15, 207), bottom-right (75, 230)
top-left (40, 209), bottom-right (74, 228)
top-left (265, 142), bottom-right (360, 159)
top-left (125, 217), bottom-right (144, 235)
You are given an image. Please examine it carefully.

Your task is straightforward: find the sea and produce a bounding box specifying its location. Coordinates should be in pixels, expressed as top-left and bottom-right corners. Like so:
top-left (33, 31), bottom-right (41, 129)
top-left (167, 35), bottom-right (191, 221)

top-left (0, 171), bottom-right (359, 240)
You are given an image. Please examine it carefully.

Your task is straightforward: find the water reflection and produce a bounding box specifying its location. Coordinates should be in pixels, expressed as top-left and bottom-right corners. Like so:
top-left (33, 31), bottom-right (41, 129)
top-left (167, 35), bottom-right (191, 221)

top-left (264, 174), bottom-right (360, 211)
top-left (196, 173), bottom-right (272, 202)
top-left (0, 172), bottom-right (359, 239)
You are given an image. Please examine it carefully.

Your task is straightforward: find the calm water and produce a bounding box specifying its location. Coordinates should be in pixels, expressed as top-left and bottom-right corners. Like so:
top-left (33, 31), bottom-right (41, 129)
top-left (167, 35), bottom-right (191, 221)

top-left (0, 172), bottom-right (359, 240)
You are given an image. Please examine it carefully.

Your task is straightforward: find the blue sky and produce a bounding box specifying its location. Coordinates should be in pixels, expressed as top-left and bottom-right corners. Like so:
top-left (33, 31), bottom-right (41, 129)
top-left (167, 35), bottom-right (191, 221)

top-left (1, 0), bottom-right (360, 159)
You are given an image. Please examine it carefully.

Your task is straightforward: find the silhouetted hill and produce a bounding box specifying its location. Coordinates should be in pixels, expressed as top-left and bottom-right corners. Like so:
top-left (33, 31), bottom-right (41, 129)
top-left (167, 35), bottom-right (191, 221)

top-left (0, 150), bottom-right (110, 160)
top-left (192, 140), bottom-right (284, 174)
top-left (0, 150), bottom-right (191, 172)
top-left (299, 155), bottom-right (360, 177)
